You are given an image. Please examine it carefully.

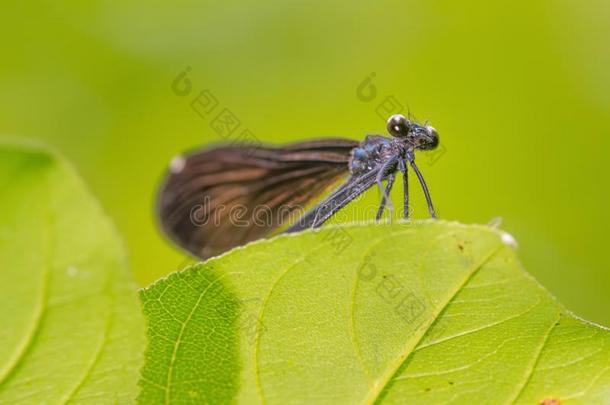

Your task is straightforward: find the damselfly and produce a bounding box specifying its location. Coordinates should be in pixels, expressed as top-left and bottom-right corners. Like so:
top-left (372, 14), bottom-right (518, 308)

top-left (158, 114), bottom-right (439, 259)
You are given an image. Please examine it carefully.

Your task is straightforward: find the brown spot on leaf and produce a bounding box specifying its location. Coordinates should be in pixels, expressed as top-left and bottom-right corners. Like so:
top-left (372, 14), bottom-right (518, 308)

top-left (540, 398), bottom-right (560, 405)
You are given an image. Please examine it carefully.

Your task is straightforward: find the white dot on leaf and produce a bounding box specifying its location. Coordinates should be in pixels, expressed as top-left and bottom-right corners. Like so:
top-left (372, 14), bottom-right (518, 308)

top-left (501, 232), bottom-right (517, 248)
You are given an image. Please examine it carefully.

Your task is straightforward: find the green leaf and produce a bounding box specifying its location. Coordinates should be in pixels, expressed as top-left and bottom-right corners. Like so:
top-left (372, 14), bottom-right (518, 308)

top-left (0, 141), bottom-right (145, 403)
top-left (139, 221), bottom-right (610, 404)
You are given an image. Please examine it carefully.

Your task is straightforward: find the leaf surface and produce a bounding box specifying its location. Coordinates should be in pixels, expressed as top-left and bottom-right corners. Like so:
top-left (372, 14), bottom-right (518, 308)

top-left (140, 221), bottom-right (610, 404)
top-left (0, 141), bottom-right (145, 403)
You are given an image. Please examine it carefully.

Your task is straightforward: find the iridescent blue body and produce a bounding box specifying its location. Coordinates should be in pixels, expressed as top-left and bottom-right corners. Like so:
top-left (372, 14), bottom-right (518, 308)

top-left (286, 115), bottom-right (440, 232)
top-left (349, 135), bottom-right (393, 175)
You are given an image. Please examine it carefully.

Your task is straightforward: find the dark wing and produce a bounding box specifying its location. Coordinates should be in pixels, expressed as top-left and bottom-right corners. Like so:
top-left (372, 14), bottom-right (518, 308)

top-left (157, 139), bottom-right (358, 259)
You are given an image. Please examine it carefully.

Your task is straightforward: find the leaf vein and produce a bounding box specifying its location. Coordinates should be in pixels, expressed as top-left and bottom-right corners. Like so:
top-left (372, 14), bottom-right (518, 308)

top-left (253, 241), bottom-right (337, 404)
top-left (508, 313), bottom-right (560, 404)
top-left (348, 228), bottom-right (415, 383)
top-left (163, 272), bottom-right (234, 405)
top-left (0, 213), bottom-right (53, 388)
top-left (415, 296), bottom-right (541, 351)
top-left (362, 240), bottom-right (504, 404)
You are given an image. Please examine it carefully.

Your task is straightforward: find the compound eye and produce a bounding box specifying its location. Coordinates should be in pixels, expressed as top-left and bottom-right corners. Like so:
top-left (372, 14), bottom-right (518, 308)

top-left (426, 125), bottom-right (439, 148)
top-left (417, 125), bottom-right (439, 150)
top-left (387, 114), bottom-right (411, 137)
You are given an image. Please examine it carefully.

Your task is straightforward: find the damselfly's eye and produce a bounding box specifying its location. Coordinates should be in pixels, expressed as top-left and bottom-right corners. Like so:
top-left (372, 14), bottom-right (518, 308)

top-left (387, 114), bottom-right (411, 137)
top-left (422, 125), bottom-right (439, 150)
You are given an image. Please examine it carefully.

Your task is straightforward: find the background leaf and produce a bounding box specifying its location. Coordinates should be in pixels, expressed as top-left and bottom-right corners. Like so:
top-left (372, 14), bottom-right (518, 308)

top-left (0, 141), bottom-right (145, 403)
top-left (140, 221), bottom-right (610, 404)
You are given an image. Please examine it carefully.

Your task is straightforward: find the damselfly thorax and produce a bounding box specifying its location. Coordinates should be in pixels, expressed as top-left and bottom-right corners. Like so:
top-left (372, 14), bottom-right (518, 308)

top-left (158, 114), bottom-right (439, 259)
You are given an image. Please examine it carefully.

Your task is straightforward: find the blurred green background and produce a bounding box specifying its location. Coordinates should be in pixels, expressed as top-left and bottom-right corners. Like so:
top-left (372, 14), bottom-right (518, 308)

top-left (2, 1), bottom-right (609, 325)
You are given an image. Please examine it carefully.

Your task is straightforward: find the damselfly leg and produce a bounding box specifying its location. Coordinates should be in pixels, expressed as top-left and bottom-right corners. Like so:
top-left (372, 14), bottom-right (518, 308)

top-left (398, 158), bottom-right (409, 219)
top-left (375, 172), bottom-right (395, 220)
top-left (406, 150), bottom-right (436, 218)
top-left (375, 155), bottom-right (399, 221)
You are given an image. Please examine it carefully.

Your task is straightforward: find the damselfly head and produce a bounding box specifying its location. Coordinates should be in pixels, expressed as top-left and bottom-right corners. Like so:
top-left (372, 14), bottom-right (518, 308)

top-left (386, 114), bottom-right (439, 151)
